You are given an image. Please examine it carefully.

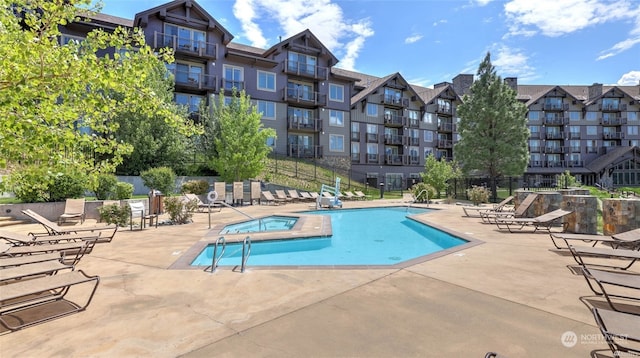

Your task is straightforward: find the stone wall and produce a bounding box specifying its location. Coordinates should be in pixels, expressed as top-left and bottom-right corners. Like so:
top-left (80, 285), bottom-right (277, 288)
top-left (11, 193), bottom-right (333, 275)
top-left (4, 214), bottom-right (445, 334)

top-left (561, 195), bottom-right (598, 234)
top-left (602, 198), bottom-right (640, 235)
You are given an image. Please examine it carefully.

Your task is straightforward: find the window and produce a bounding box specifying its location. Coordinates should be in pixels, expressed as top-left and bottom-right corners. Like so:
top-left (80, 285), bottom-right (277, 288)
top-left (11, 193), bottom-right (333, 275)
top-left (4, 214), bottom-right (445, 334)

top-left (628, 111), bottom-right (639, 121)
top-left (408, 110), bottom-right (419, 126)
top-left (569, 111), bottom-right (581, 121)
top-left (528, 111), bottom-right (541, 120)
top-left (257, 100), bottom-right (276, 120)
top-left (60, 34), bottom-right (85, 45)
top-left (266, 136), bottom-right (276, 147)
top-left (424, 130), bottom-right (434, 142)
top-left (257, 71), bottom-right (276, 91)
top-left (628, 126), bottom-right (639, 136)
top-left (585, 111), bottom-right (598, 121)
top-left (175, 93), bottom-right (203, 113)
top-left (329, 110), bottom-right (344, 127)
top-left (366, 103), bottom-right (378, 117)
top-left (164, 24), bottom-right (205, 52)
top-left (223, 65), bottom-right (244, 90)
top-left (437, 98), bottom-right (451, 113)
top-left (329, 135), bottom-right (344, 152)
top-left (288, 52), bottom-right (317, 76)
top-left (351, 142), bottom-right (360, 154)
top-left (423, 112), bottom-right (434, 124)
top-left (424, 147), bottom-right (433, 158)
top-left (287, 81), bottom-right (314, 101)
top-left (384, 88), bottom-right (402, 103)
top-left (602, 98), bottom-right (620, 110)
top-left (167, 62), bottom-right (203, 84)
top-left (529, 139), bottom-right (540, 151)
top-left (329, 84), bottom-right (344, 102)
top-left (586, 126), bottom-right (598, 135)
top-left (544, 97), bottom-right (563, 110)
top-left (570, 140), bottom-right (581, 152)
top-left (529, 125), bottom-right (539, 136)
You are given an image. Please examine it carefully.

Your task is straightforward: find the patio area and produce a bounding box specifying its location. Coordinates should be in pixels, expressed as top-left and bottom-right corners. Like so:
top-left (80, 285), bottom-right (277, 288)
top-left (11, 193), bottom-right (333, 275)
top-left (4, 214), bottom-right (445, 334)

top-left (0, 199), bottom-right (611, 357)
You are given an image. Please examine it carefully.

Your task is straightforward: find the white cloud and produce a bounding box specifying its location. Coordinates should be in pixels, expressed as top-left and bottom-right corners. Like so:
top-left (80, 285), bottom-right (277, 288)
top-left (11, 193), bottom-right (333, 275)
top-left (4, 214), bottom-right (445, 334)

top-left (432, 19), bottom-right (447, 26)
top-left (232, 0), bottom-right (374, 70)
top-left (618, 70), bottom-right (640, 85)
top-left (404, 34), bottom-right (423, 44)
top-left (491, 45), bottom-right (537, 81)
top-left (474, 0), bottom-right (495, 6)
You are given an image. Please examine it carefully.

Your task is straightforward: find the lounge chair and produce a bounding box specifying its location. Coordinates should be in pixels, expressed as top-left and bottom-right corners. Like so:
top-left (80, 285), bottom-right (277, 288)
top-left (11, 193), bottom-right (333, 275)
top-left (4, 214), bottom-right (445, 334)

top-left (0, 239), bottom-right (97, 266)
top-left (549, 228), bottom-right (640, 250)
top-left (58, 198), bottom-right (86, 225)
top-left (0, 259), bottom-right (73, 283)
top-left (309, 192), bottom-right (320, 200)
top-left (0, 229), bottom-right (101, 246)
top-left (353, 191), bottom-right (370, 200)
top-left (568, 245), bottom-right (640, 271)
top-left (480, 193), bottom-right (537, 224)
top-left (184, 193), bottom-right (220, 213)
top-left (286, 189), bottom-right (302, 202)
top-left (591, 308), bottom-right (640, 357)
top-left (580, 266), bottom-right (640, 313)
top-left (22, 209), bottom-right (118, 242)
top-left (0, 270), bottom-right (99, 330)
top-left (213, 182), bottom-right (226, 205)
top-left (342, 191), bottom-right (357, 200)
top-left (0, 252), bottom-right (64, 268)
top-left (494, 209), bottom-right (572, 233)
top-left (299, 191), bottom-right (315, 202)
top-left (128, 201), bottom-right (158, 230)
top-left (275, 190), bottom-right (292, 202)
top-left (461, 196), bottom-right (514, 218)
top-left (261, 191), bottom-right (283, 205)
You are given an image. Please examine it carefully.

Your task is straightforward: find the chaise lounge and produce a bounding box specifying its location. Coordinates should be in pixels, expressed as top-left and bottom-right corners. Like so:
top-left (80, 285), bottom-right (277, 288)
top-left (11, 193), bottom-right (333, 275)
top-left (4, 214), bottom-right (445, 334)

top-left (494, 209), bottom-right (572, 233)
top-left (480, 193), bottom-right (538, 224)
top-left (568, 245), bottom-right (640, 271)
top-left (22, 209), bottom-right (118, 242)
top-left (462, 195), bottom-right (514, 218)
top-left (58, 198), bottom-right (86, 225)
top-left (591, 308), bottom-right (640, 357)
top-left (549, 228), bottom-right (640, 250)
top-left (580, 266), bottom-right (640, 313)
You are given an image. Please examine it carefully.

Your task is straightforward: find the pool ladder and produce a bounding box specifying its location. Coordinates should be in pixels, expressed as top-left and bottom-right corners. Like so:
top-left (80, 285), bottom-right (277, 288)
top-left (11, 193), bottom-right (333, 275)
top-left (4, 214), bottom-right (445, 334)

top-left (205, 236), bottom-right (252, 273)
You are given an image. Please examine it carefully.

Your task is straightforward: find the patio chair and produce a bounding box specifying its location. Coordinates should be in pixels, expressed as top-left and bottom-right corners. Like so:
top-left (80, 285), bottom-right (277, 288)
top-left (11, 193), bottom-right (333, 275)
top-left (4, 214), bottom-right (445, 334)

top-left (0, 270), bottom-right (100, 331)
top-left (0, 229), bottom-right (101, 246)
top-left (299, 191), bottom-right (315, 202)
top-left (494, 209), bottom-right (572, 233)
top-left (184, 193), bottom-right (220, 213)
top-left (58, 198), bottom-right (86, 225)
top-left (580, 266), bottom-right (640, 313)
top-left (0, 238), bottom-right (97, 266)
top-left (213, 182), bottom-right (226, 205)
top-left (21, 209), bottom-right (118, 242)
top-left (0, 252), bottom-right (64, 269)
top-left (275, 190), bottom-right (293, 202)
top-left (462, 196), bottom-right (514, 218)
top-left (128, 201), bottom-right (158, 230)
top-left (309, 192), bottom-right (320, 199)
top-left (480, 193), bottom-right (538, 224)
top-left (591, 308), bottom-right (640, 357)
top-left (261, 191), bottom-right (283, 205)
top-left (342, 191), bottom-right (357, 200)
top-left (549, 228), bottom-right (640, 250)
top-left (567, 245), bottom-right (640, 271)
top-left (353, 191), bottom-right (370, 200)
top-left (0, 259), bottom-right (74, 283)
top-left (287, 189), bottom-right (302, 202)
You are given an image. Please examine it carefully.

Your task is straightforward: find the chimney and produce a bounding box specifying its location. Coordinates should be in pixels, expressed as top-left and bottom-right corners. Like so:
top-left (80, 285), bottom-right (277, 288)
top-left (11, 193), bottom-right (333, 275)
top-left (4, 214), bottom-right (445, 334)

top-left (452, 74), bottom-right (474, 96)
top-left (588, 83), bottom-right (603, 100)
top-left (504, 77), bottom-right (518, 91)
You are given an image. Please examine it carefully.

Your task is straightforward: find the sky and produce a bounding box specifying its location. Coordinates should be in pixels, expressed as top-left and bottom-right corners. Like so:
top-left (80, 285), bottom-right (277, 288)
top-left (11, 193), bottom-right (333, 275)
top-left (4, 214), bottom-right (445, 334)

top-left (96, 0), bottom-right (640, 88)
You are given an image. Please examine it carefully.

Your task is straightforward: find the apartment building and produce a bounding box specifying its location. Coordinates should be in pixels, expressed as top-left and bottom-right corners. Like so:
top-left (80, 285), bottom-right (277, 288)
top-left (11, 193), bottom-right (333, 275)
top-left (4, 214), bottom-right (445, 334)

top-left (59, 0), bottom-right (640, 189)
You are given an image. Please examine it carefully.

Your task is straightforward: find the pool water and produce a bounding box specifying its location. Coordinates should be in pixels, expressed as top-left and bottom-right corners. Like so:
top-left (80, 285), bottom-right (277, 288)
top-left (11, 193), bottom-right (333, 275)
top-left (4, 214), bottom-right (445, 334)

top-left (219, 216), bottom-right (298, 234)
top-left (191, 207), bottom-right (467, 267)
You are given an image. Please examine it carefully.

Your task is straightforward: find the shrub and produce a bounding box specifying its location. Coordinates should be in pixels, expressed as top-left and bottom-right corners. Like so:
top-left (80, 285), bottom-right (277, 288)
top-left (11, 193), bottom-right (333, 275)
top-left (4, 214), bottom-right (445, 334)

top-left (114, 182), bottom-right (134, 200)
top-left (98, 203), bottom-right (130, 226)
top-left (140, 167), bottom-right (176, 195)
top-left (557, 170), bottom-right (579, 188)
top-left (94, 174), bottom-right (118, 200)
top-left (3, 165), bottom-right (87, 202)
top-left (49, 168), bottom-right (87, 202)
top-left (164, 196), bottom-right (197, 224)
top-left (411, 182), bottom-right (436, 203)
top-left (181, 180), bottom-right (210, 195)
top-left (466, 186), bottom-right (490, 205)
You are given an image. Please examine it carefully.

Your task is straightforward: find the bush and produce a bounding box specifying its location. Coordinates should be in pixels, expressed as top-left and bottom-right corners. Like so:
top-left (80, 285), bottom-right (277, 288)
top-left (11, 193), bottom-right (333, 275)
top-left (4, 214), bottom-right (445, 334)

top-left (164, 196), bottom-right (197, 224)
top-left (181, 180), bottom-right (210, 195)
top-left (411, 182), bottom-right (436, 203)
top-left (94, 174), bottom-right (118, 200)
top-left (3, 165), bottom-right (87, 203)
top-left (466, 186), bottom-right (490, 205)
top-left (114, 182), bottom-right (134, 200)
top-left (98, 203), bottom-right (130, 226)
top-left (140, 167), bottom-right (176, 195)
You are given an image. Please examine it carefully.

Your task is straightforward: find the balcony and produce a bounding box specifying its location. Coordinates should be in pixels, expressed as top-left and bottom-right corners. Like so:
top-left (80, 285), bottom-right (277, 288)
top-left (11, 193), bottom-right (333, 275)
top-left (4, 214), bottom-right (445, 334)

top-left (405, 137), bottom-right (420, 146)
top-left (366, 154), bottom-right (379, 164)
top-left (380, 94), bottom-right (409, 108)
top-left (546, 161), bottom-right (565, 168)
top-left (351, 153), bottom-right (360, 162)
top-left (586, 146), bottom-right (598, 153)
top-left (529, 146), bottom-right (541, 153)
top-left (366, 133), bottom-right (379, 143)
top-left (438, 122), bottom-right (455, 132)
top-left (427, 103), bottom-right (453, 115)
top-left (406, 155), bottom-right (420, 165)
top-left (385, 154), bottom-right (404, 165)
top-left (603, 132), bottom-right (623, 140)
top-left (384, 134), bottom-right (403, 145)
top-left (170, 70), bottom-right (217, 91)
top-left (599, 103), bottom-right (620, 111)
top-left (544, 146), bottom-right (564, 154)
top-left (601, 118), bottom-right (626, 126)
top-left (283, 88), bottom-right (327, 107)
top-left (407, 118), bottom-right (420, 128)
top-left (529, 160), bottom-right (543, 168)
top-left (287, 144), bottom-right (323, 159)
top-left (543, 103), bottom-right (568, 111)
top-left (284, 60), bottom-right (328, 80)
top-left (351, 131), bottom-right (360, 141)
top-left (567, 160), bottom-right (584, 167)
top-left (436, 139), bottom-right (453, 148)
top-left (545, 131), bottom-right (564, 140)
top-left (154, 32), bottom-right (217, 59)
top-left (221, 78), bottom-right (245, 91)
top-left (288, 117), bottom-right (322, 132)
top-left (544, 117), bottom-right (564, 125)
top-left (570, 146), bottom-right (581, 153)
top-left (569, 132), bottom-right (581, 139)
top-left (383, 113), bottom-right (405, 127)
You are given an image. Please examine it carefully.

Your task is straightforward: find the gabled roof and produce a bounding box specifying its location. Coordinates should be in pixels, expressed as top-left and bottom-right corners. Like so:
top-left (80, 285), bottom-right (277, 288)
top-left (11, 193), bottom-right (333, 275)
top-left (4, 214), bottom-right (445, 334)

top-left (521, 85), bottom-right (582, 106)
top-left (226, 42), bottom-right (278, 68)
top-left (264, 29), bottom-right (339, 66)
top-left (133, 0), bottom-right (233, 44)
top-left (414, 84), bottom-right (453, 104)
top-left (585, 146), bottom-right (640, 173)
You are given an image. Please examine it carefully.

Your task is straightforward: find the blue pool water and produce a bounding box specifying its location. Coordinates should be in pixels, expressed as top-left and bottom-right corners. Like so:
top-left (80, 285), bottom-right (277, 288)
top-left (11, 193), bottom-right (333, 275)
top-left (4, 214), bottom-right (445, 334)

top-left (191, 207), bottom-right (467, 267)
top-left (219, 216), bottom-right (298, 234)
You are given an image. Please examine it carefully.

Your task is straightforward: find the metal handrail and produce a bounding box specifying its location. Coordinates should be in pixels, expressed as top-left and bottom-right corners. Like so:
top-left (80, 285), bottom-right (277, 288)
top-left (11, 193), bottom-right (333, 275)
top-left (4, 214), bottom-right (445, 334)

top-left (208, 197), bottom-right (263, 231)
top-left (205, 236), bottom-right (226, 273)
top-left (240, 236), bottom-right (251, 273)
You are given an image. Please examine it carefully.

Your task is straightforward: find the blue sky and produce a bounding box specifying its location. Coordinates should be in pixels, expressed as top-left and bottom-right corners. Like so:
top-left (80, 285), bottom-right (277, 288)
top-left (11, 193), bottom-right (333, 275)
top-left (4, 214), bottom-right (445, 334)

top-left (97, 0), bottom-right (640, 87)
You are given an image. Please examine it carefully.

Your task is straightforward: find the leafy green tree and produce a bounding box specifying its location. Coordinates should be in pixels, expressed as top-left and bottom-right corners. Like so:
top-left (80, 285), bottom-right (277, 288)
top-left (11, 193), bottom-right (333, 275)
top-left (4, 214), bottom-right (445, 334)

top-left (206, 90), bottom-right (276, 182)
top-left (0, 0), bottom-right (198, 187)
top-left (421, 153), bottom-right (460, 198)
top-left (455, 52), bottom-right (529, 200)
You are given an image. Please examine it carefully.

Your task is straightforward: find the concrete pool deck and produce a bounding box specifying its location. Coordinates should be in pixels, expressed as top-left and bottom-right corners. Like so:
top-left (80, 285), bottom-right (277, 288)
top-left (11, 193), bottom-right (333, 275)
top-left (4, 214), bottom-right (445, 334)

top-left (0, 199), bottom-right (622, 357)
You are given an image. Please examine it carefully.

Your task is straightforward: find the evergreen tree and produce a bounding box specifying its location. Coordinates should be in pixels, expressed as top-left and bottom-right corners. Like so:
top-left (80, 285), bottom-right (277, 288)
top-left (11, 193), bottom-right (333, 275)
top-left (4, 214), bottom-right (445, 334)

top-left (455, 52), bottom-right (529, 200)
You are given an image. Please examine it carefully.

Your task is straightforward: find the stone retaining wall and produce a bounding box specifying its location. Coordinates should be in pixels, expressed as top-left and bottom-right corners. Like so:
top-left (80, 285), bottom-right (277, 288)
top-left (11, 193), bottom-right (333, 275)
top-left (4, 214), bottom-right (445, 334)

top-left (602, 198), bottom-right (640, 235)
top-left (561, 195), bottom-right (598, 234)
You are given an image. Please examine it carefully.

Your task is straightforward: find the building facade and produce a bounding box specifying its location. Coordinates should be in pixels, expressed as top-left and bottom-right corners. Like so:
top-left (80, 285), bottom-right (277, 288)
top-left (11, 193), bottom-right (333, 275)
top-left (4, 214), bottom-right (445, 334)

top-left (61, 0), bottom-right (640, 189)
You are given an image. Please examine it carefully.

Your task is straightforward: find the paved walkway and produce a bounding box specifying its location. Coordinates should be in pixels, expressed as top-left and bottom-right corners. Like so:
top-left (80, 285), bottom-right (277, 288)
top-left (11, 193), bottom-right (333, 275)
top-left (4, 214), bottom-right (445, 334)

top-left (0, 199), bottom-right (618, 357)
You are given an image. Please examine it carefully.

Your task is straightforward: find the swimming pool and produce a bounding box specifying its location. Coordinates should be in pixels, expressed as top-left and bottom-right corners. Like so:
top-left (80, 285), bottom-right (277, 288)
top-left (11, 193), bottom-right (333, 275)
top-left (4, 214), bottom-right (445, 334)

top-left (190, 207), bottom-right (468, 267)
top-left (219, 215), bottom-right (298, 234)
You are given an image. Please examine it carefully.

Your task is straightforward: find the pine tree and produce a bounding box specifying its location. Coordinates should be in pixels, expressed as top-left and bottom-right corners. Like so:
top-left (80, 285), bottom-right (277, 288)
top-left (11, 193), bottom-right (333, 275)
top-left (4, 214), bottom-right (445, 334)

top-left (455, 52), bottom-right (529, 200)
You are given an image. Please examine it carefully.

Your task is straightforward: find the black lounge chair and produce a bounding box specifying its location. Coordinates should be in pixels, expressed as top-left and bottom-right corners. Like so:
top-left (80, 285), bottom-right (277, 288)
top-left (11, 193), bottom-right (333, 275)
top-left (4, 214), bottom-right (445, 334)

top-left (581, 266), bottom-right (640, 312)
top-left (591, 308), bottom-right (640, 357)
top-left (550, 228), bottom-right (640, 250)
top-left (568, 245), bottom-right (640, 271)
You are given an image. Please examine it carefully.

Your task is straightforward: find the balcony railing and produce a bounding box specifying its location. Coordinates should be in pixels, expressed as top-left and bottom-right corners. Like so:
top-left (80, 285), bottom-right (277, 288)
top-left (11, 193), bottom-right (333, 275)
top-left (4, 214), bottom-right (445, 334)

top-left (567, 160), bottom-right (584, 167)
top-left (529, 160), bottom-right (543, 168)
top-left (544, 117), bottom-right (564, 125)
top-left (543, 103), bottom-right (568, 111)
top-left (170, 69), bottom-right (217, 91)
top-left (366, 133), bottom-right (379, 143)
top-left (366, 153), bottom-right (379, 164)
top-left (406, 156), bottom-right (420, 165)
top-left (570, 146), bottom-right (581, 153)
top-left (603, 132), bottom-right (623, 140)
top-left (529, 146), bottom-right (541, 152)
top-left (154, 32), bottom-right (217, 59)
top-left (407, 118), bottom-right (420, 128)
top-left (287, 144), bottom-right (323, 159)
top-left (436, 139), bottom-right (453, 148)
top-left (544, 146), bottom-right (564, 154)
top-left (380, 94), bottom-right (409, 107)
top-left (288, 117), bottom-right (322, 132)
top-left (599, 103), bottom-right (620, 111)
top-left (283, 88), bottom-right (327, 107)
top-left (405, 137), bottom-right (420, 146)
top-left (351, 131), bottom-right (360, 141)
top-left (586, 146), bottom-right (598, 153)
top-left (383, 113), bottom-right (404, 126)
top-left (546, 161), bottom-right (565, 168)
top-left (438, 122), bottom-right (455, 132)
top-left (545, 131), bottom-right (564, 140)
top-left (385, 154), bottom-right (404, 165)
top-left (384, 134), bottom-right (403, 145)
top-left (427, 103), bottom-right (453, 115)
top-left (601, 118), bottom-right (626, 126)
top-left (284, 59), bottom-right (328, 80)
top-left (569, 132), bottom-right (581, 139)
top-left (221, 78), bottom-right (245, 91)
